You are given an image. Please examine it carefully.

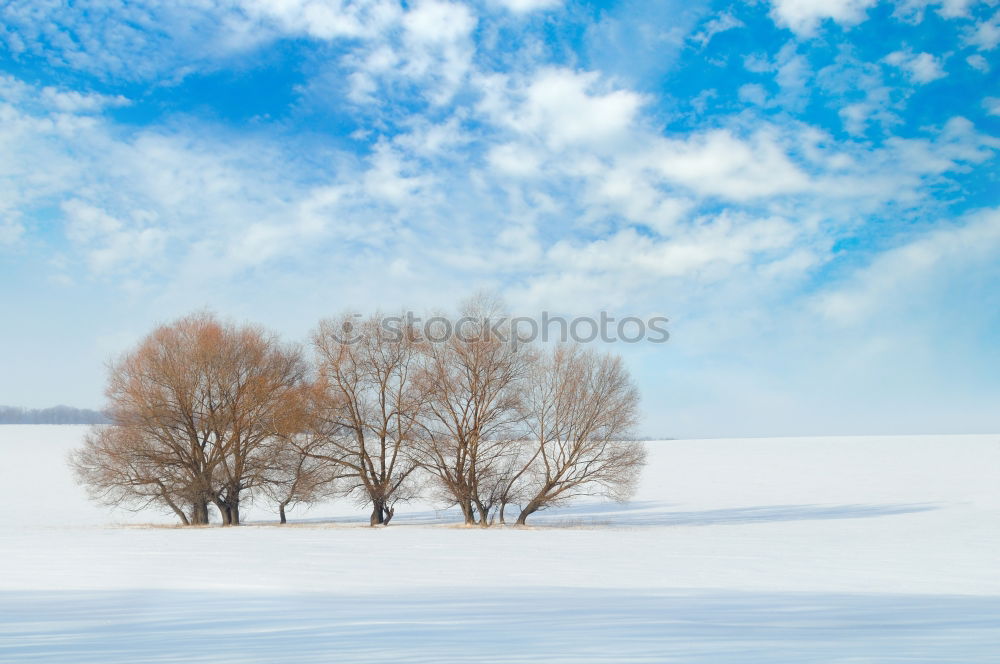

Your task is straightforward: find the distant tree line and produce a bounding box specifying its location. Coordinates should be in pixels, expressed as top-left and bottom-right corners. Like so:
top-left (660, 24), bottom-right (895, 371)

top-left (70, 296), bottom-right (646, 527)
top-left (1, 405), bottom-right (109, 425)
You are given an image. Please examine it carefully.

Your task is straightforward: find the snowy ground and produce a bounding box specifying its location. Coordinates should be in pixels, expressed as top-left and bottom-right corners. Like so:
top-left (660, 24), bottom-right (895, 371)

top-left (1, 426), bottom-right (998, 662)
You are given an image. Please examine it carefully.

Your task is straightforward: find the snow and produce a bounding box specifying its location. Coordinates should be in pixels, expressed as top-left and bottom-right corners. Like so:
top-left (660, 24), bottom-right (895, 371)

top-left (1, 426), bottom-right (999, 662)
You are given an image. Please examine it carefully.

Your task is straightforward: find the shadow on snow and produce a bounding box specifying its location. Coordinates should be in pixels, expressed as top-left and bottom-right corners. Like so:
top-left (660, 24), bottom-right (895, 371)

top-left (2, 588), bottom-right (998, 663)
top-left (271, 501), bottom-right (941, 528)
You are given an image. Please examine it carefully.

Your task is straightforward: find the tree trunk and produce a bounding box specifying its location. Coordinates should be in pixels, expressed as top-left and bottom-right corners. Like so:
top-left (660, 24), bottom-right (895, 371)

top-left (459, 500), bottom-right (476, 525)
top-left (230, 500), bottom-right (240, 526)
top-left (516, 500), bottom-right (541, 525)
top-left (215, 499), bottom-right (231, 526)
top-left (165, 497), bottom-right (189, 525)
top-left (197, 501), bottom-right (209, 525)
top-left (190, 500), bottom-right (210, 525)
top-left (475, 501), bottom-right (491, 527)
top-left (498, 502), bottom-right (507, 525)
top-left (279, 503), bottom-right (287, 524)
top-left (215, 493), bottom-right (241, 526)
top-left (370, 499), bottom-right (385, 526)
top-left (384, 504), bottom-right (394, 526)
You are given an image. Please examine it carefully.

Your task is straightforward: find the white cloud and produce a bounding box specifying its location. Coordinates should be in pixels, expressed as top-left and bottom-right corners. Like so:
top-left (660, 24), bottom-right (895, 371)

top-left (0, 0), bottom-right (275, 81)
top-left (404, 0), bottom-right (476, 43)
top-left (363, 142), bottom-right (436, 204)
top-left (741, 41), bottom-right (813, 110)
top-left (769, 0), bottom-right (878, 37)
top-left (932, 0), bottom-right (978, 17)
top-left (62, 200), bottom-right (168, 275)
top-left (487, 143), bottom-right (544, 177)
top-left (966, 10), bottom-right (1000, 50)
top-left (337, 0), bottom-right (477, 106)
top-left (691, 12), bottom-right (745, 46)
top-left (838, 103), bottom-right (867, 135)
top-left (816, 51), bottom-right (900, 135)
top-left (0, 78), bottom-right (367, 287)
top-left (394, 116), bottom-right (472, 157)
top-left (40, 88), bottom-right (130, 114)
top-left (1, 58), bottom-right (997, 339)
top-left (936, 0), bottom-right (978, 18)
top-left (884, 50), bottom-right (947, 83)
top-left (343, 45), bottom-right (400, 103)
top-left (894, 0), bottom-right (980, 21)
top-left (0, 75), bottom-right (129, 114)
top-left (966, 54), bottom-right (990, 71)
top-left (816, 209), bottom-right (1000, 324)
top-left (985, 97), bottom-right (1000, 115)
top-left (479, 68), bottom-right (647, 150)
top-left (584, 171), bottom-right (693, 235)
top-left (813, 117), bottom-right (1000, 210)
top-left (469, 64), bottom-right (997, 284)
top-left (252, 1), bottom-right (483, 110)
top-left (738, 83), bottom-right (769, 106)
top-left (0, 0), bottom-right (400, 84)
top-left (239, 0), bottom-right (401, 40)
top-left (548, 214), bottom-right (799, 279)
top-left (652, 129), bottom-right (812, 200)
top-left (400, 0), bottom-right (477, 103)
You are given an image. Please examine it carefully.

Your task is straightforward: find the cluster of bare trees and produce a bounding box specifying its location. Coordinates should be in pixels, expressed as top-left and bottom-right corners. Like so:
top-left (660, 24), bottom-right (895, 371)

top-left (71, 299), bottom-right (645, 527)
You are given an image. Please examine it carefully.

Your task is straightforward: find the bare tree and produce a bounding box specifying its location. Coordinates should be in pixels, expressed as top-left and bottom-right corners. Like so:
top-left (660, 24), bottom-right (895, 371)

top-left (71, 424), bottom-right (200, 524)
top-left (514, 345), bottom-right (645, 525)
top-left (259, 429), bottom-right (341, 524)
top-left (309, 313), bottom-right (424, 526)
top-left (70, 312), bottom-right (306, 525)
top-left (204, 322), bottom-right (307, 525)
top-left (416, 295), bottom-right (534, 526)
top-left (483, 442), bottom-right (534, 525)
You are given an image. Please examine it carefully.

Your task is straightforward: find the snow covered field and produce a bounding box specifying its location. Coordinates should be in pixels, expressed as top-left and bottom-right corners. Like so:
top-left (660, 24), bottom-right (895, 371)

top-left (1, 426), bottom-right (998, 662)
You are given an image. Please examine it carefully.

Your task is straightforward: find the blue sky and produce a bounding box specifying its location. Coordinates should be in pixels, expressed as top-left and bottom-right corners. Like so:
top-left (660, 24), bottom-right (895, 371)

top-left (1, 0), bottom-right (998, 437)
